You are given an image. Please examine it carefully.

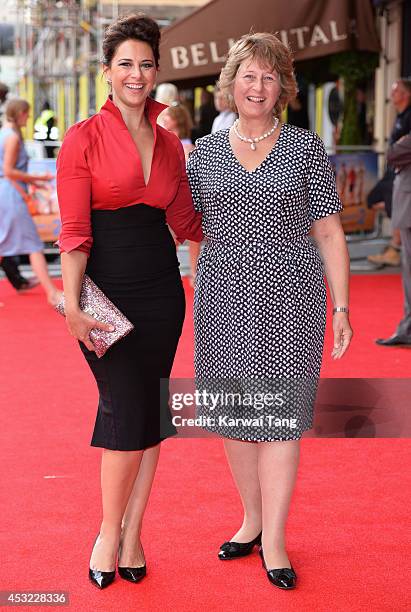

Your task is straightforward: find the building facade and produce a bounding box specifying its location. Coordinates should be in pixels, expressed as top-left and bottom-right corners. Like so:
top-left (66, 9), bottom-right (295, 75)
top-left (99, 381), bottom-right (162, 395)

top-left (13, 0), bottom-right (207, 138)
top-left (8, 0), bottom-right (410, 152)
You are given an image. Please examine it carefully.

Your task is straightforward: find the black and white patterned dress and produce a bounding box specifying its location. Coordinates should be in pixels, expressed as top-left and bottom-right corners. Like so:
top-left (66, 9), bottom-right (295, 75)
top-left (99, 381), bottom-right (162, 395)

top-left (186, 124), bottom-right (343, 441)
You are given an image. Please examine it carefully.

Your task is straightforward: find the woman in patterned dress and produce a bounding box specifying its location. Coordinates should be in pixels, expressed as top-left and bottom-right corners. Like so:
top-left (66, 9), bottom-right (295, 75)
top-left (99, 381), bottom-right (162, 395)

top-left (187, 33), bottom-right (352, 589)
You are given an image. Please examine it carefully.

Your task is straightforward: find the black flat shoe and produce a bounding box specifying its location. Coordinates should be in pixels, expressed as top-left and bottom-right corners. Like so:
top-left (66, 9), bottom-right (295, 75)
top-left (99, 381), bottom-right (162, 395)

top-left (118, 564), bottom-right (147, 583)
top-left (375, 335), bottom-right (411, 347)
top-left (17, 279), bottom-right (39, 292)
top-left (89, 568), bottom-right (116, 589)
top-left (218, 531), bottom-right (262, 560)
top-left (259, 548), bottom-right (296, 590)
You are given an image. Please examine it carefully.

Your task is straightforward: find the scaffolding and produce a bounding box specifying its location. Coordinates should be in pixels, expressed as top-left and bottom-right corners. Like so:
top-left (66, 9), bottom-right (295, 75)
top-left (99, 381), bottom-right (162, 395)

top-left (13, 0), bottom-right (204, 138)
top-left (14, 1), bottom-right (134, 137)
top-left (16, 1), bottom-right (93, 137)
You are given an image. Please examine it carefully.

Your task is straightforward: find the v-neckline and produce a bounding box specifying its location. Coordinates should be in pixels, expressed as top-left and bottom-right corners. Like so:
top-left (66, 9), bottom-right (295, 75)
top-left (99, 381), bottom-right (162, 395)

top-left (126, 123), bottom-right (155, 188)
top-left (102, 96), bottom-right (167, 189)
top-left (227, 122), bottom-right (284, 174)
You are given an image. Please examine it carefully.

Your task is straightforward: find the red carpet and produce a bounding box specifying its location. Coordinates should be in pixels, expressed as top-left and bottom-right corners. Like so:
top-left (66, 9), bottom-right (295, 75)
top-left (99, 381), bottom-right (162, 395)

top-left (0, 275), bottom-right (410, 611)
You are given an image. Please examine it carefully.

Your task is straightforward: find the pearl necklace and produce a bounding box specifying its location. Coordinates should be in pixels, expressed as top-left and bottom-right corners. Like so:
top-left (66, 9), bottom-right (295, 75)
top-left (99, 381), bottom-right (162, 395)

top-left (233, 117), bottom-right (279, 150)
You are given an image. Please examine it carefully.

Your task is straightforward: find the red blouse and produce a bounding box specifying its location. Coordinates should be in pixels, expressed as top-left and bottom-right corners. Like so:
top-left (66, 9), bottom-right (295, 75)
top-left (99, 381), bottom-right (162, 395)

top-left (56, 95), bottom-right (203, 257)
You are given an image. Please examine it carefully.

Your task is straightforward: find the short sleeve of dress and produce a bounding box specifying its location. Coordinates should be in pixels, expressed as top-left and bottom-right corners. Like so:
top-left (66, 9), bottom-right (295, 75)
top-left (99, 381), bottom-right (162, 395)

top-left (307, 132), bottom-right (343, 222)
top-left (186, 141), bottom-right (203, 212)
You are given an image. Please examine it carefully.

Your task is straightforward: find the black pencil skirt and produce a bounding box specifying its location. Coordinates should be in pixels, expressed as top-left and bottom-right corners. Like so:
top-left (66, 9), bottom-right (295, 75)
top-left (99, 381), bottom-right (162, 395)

top-left (80, 204), bottom-right (185, 451)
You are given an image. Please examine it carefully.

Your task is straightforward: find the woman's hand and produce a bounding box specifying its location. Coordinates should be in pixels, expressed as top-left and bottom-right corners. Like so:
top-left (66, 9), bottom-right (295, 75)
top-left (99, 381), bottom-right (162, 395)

top-left (66, 309), bottom-right (115, 352)
top-left (31, 172), bottom-right (53, 186)
top-left (331, 312), bottom-right (353, 359)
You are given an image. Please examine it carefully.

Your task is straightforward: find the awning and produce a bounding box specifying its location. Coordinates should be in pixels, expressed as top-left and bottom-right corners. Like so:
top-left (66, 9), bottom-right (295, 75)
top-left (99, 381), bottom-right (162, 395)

top-left (158, 0), bottom-right (380, 84)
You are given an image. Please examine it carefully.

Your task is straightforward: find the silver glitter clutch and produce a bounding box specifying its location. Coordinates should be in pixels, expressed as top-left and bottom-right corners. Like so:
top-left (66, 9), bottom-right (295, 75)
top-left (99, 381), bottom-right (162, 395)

top-left (55, 274), bottom-right (134, 358)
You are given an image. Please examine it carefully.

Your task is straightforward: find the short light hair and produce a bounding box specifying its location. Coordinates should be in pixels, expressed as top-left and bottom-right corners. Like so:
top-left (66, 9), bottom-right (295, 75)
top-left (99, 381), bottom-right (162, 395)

top-left (155, 82), bottom-right (179, 106)
top-left (217, 32), bottom-right (298, 118)
top-left (397, 77), bottom-right (411, 95)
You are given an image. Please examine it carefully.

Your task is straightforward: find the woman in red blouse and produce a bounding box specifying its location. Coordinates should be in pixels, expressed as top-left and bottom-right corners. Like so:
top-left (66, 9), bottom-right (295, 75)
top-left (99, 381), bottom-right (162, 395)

top-left (56, 15), bottom-right (202, 589)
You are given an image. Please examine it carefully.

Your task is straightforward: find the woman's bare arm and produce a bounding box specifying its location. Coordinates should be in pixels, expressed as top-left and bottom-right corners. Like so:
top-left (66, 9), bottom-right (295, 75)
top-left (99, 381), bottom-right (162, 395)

top-left (311, 213), bottom-right (353, 359)
top-left (3, 133), bottom-right (51, 184)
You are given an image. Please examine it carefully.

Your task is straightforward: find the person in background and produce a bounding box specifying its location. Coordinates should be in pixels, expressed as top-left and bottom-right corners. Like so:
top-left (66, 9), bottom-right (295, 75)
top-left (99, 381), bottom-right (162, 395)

top-left (0, 98), bottom-right (61, 306)
top-left (162, 103), bottom-right (201, 287)
top-left (0, 81), bottom-right (38, 292)
top-left (191, 89), bottom-right (218, 141)
top-left (0, 82), bottom-right (9, 126)
top-left (368, 78), bottom-right (411, 267)
top-left (356, 86), bottom-right (372, 146)
top-left (287, 96), bottom-right (309, 129)
top-left (211, 85), bottom-right (237, 133)
top-left (376, 132), bottom-right (411, 347)
top-left (286, 76), bottom-right (309, 129)
top-left (161, 102), bottom-right (194, 158)
top-left (154, 82), bottom-right (179, 128)
top-left (34, 101), bottom-right (57, 158)
top-left (0, 255), bottom-right (39, 292)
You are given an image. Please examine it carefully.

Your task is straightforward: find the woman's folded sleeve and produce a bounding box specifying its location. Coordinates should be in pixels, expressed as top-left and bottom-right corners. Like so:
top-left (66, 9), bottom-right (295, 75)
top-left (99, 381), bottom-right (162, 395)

top-left (165, 140), bottom-right (203, 243)
top-left (56, 125), bottom-right (93, 257)
top-left (307, 132), bottom-right (343, 222)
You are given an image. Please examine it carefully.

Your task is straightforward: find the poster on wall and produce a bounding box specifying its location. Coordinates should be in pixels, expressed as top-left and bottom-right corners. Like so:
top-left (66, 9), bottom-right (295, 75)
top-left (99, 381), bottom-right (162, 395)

top-left (328, 152), bottom-right (379, 234)
top-left (27, 159), bottom-right (61, 243)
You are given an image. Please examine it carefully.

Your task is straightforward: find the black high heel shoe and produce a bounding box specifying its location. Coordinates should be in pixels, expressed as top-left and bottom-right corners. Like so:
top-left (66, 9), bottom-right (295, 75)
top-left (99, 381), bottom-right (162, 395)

top-left (218, 531), bottom-right (262, 560)
top-left (118, 564), bottom-right (147, 583)
top-left (89, 568), bottom-right (116, 589)
top-left (89, 535), bottom-right (116, 590)
top-left (259, 547), bottom-right (297, 590)
top-left (118, 539), bottom-right (147, 583)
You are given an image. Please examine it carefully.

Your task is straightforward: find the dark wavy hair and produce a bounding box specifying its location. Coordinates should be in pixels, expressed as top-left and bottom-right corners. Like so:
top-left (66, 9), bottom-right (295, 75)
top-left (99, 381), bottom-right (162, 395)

top-left (102, 14), bottom-right (161, 68)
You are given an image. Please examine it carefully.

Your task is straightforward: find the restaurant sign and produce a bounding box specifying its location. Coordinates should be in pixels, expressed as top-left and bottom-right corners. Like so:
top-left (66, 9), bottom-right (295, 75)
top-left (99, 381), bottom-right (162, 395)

top-left (158, 0), bottom-right (380, 83)
top-left (170, 21), bottom-right (348, 70)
